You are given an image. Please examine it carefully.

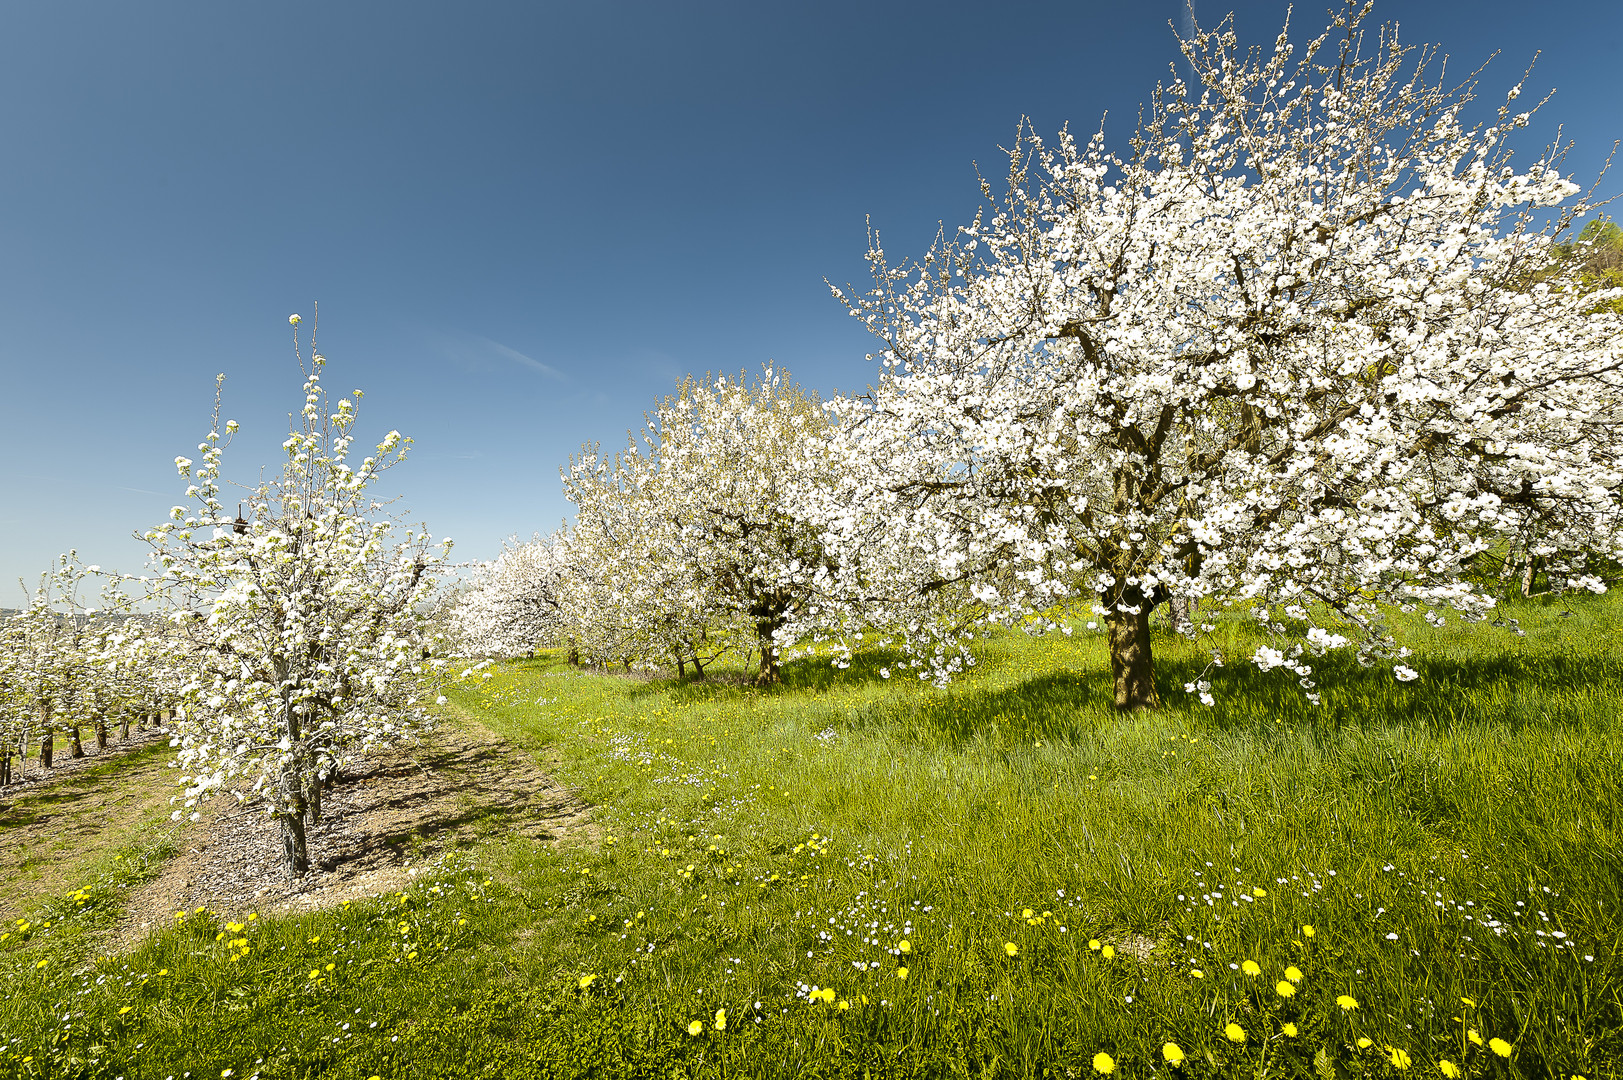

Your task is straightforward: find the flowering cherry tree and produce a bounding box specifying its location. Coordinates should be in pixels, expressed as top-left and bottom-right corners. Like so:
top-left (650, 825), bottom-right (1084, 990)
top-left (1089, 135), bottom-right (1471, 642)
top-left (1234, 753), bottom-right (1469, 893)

top-left (824, 6), bottom-right (1623, 709)
top-left (563, 368), bottom-right (841, 683)
top-left (144, 317), bottom-right (450, 875)
top-left (446, 530), bottom-right (575, 660)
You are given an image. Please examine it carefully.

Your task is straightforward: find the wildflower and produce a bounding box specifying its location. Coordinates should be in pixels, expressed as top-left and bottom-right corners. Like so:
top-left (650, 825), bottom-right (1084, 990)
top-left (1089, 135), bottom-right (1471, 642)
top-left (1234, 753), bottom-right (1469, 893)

top-left (1163, 1042), bottom-right (1186, 1066)
top-left (1004, 942), bottom-right (1019, 956)
top-left (1302, 925), bottom-right (1315, 937)
top-left (714, 1008), bottom-right (726, 1031)
top-left (1337, 995), bottom-right (1359, 1011)
top-left (1092, 1051), bottom-right (1116, 1074)
top-left (898, 940), bottom-right (911, 953)
top-left (1253, 888), bottom-right (1267, 897)
top-left (1489, 1038), bottom-right (1512, 1058)
top-left (1225, 1023), bottom-right (1245, 1044)
top-left (578, 974), bottom-right (597, 989)
top-left (1241, 960), bottom-right (1261, 976)
top-left (1101, 945), bottom-right (1115, 959)
top-left (1467, 1029), bottom-right (1483, 1046)
top-left (1276, 981), bottom-right (1296, 998)
top-left (1089, 939), bottom-right (1101, 951)
top-left (1282, 1023), bottom-right (1298, 1037)
top-left (897, 968), bottom-right (908, 980)
top-left (1284, 965), bottom-right (1303, 983)
top-left (1357, 1037), bottom-right (1374, 1049)
top-left (1190, 969), bottom-right (1204, 978)
top-left (119, 1006), bottom-right (133, 1015)
top-left (687, 1020), bottom-right (703, 1036)
top-left (1438, 1061), bottom-right (1460, 1078)
top-left (837, 999), bottom-right (850, 1010)
top-left (1460, 997), bottom-right (1474, 1007)
top-left (1388, 1047), bottom-right (1412, 1069)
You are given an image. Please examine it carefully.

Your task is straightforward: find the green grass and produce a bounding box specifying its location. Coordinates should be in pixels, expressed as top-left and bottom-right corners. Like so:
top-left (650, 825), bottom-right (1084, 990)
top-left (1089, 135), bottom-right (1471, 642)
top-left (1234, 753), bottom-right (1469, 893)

top-left (2, 596), bottom-right (1619, 1078)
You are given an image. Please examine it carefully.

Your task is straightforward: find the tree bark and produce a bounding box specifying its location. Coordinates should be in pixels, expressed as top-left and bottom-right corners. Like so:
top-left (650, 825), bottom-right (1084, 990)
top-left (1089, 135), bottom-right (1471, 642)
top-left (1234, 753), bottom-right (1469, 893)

top-left (753, 609), bottom-right (785, 686)
top-left (278, 807), bottom-right (310, 876)
top-left (41, 733), bottom-right (53, 769)
top-left (120, 715), bottom-right (130, 740)
top-left (96, 717), bottom-right (108, 750)
top-left (70, 726), bottom-right (83, 758)
top-left (1106, 596), bottom-right (1161, 711)
top-left (306, 769), bottom-right (323, 826)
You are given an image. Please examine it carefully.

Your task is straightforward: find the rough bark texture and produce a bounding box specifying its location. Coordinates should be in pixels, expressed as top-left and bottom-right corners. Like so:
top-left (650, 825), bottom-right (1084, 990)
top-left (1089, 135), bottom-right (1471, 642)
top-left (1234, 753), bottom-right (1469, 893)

top-left (70, 727), bottom-right (83, 758)
top-left (1106, 600), bottom-right (1161, 711)
top-left (40, 733), bottom-right (53, 770)
top-left (278, 808), bottom-right (310, 877)
top-left (95, 718), bottom-right (108, 750)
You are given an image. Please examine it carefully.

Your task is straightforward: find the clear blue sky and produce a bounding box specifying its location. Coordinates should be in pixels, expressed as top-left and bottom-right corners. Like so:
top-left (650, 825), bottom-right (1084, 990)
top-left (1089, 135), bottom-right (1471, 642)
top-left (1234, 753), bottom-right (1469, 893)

top-left (2, 0), bottom-right (1618, 594)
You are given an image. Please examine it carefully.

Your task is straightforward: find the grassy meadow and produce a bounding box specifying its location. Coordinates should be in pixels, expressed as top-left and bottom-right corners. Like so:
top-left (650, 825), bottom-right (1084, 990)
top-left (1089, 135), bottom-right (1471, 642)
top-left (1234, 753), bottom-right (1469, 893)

top-left (1, 595), bottom-right (1619, 1078)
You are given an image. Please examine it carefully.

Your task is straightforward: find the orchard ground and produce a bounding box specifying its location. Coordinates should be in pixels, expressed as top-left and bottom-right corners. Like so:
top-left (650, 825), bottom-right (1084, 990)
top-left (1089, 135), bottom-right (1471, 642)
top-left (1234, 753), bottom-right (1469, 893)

top-left (1, 595), bottom-right (1619, 1079)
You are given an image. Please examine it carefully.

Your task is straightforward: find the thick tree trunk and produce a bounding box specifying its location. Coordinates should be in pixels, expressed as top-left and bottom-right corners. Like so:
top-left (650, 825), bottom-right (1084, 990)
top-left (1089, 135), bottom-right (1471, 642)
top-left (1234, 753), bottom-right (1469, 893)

top-left (96, 717), bottom-right (108, 750)
top-left (754, 611), bottom-right (784, 686)
top-left (1167, 595), bottom-right (1193, 636)
top-left (675, 655), bottom-right (686, 679)
top-left (70, 726), bottom-right (83, 758)
top-left (1106, 599), bottom-right (1161, 711)
top-left (41, 733), bottom-right (53, 769)
top-left (568, 647), bottom-right (580, 666)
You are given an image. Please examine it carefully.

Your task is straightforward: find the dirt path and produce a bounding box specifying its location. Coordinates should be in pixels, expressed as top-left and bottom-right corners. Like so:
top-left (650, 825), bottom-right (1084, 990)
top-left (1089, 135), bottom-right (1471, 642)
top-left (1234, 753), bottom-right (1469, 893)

top-left (111, 717), bottom-right (592, 949)
top-left (0, 731), bottom-right (178, 917)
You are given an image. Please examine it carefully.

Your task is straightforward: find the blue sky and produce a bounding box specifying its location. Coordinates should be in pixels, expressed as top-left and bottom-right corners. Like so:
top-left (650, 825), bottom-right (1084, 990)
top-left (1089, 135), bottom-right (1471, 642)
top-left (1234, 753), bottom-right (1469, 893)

top-left (2, 0), bottom-right (1619, 595)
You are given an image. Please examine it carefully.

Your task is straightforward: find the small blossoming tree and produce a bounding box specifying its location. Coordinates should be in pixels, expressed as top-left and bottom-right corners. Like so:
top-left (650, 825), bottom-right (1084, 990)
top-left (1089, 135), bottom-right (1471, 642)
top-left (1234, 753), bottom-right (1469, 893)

top-left (144, 318), bottom-right (449, 875)
top-left (822, 5), bottom-right (1623, 709)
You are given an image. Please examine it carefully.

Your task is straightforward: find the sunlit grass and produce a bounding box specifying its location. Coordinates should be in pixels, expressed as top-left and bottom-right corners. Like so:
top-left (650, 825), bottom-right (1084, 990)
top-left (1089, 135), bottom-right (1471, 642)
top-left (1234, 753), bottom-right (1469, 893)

top-left (1, 594), bottom-right (1618, 1077)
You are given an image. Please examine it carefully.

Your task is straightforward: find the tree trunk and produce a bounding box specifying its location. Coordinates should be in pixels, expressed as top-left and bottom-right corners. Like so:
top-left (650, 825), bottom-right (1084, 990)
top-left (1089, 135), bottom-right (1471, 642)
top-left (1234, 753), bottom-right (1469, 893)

top-left (278, 808), bottom-right (310, 876)
top-left (306, 770), bottom-right (323, 826)
top-left (1106, 597), bottom-right (1161, 711)
top-left (1, 752), bottom-right (10, 787)
top-left (675, 655), bottom-right (686, 679)
top-left (120, 715), bottom-right (130, 740)
top-left (568, 647), bottom-right (580, 666)
top-left (95, 717), bottom-right (108, 750)
top-left (70, 726), bottom-right (83, 758)
top-left (1167, 595), bottom-right (1193, 636)
top-left (41, 733), bottom-right (53, 769)
top-left (1521, 556), bottom-right (1537, 599)
top-left (754, 609), bottom-right (784, 686)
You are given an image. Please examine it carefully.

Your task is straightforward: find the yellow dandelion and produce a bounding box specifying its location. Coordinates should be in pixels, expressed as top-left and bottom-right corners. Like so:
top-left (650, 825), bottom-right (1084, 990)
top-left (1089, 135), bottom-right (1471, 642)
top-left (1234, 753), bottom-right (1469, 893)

top-left (1467, 1029), bottom-right (1483, 1046)
top-left (1023, 909), bottom-right (1034, 919)
top-left (1190, 968), bottom-right (1204, 978)
top-left (1302, 925), bottom-right (1315, 937)
top-left (687, 1020), bottom-right (703, 1036)
top-left (898, 939), bottom-right (911, 953)
top-left (1357, 1037), bottom-right (1374, 1049)
top-left (1337, 995), bottom-right (1359, 1011)
top-left (1089, 939), bottom-right (1101, 951)
top-left (578, 974), bottom-right (597, 989)
top-left (1241, 960), bottom-right (1261, 977)
top-left (897, 967), bottom-right (908, 980)
top-left (119, 1006), bottom-right (133, 1015)
top-left (1004, 942), bottom-right (1019, 956)
top-left (714, 1008), bottom-right (726, 1031)
top-left (1282, 1023), bottom-right (1298, 1037)
top-left (1276, 981), bottom-right (1296, 998)
top-left (1092, 1051), bottom-right (1115, 1074)
top-left (1253, 888), bottom-right (1267, 897)
top-left (1102, 945), bottom-right (1115, 959)
top-left (309, 970), bottom-right (321, 980)
top-left (1225, 1023), bottom-right (1246, 1044)
top-left (1438, 1061), bottom-right (1460, 1078)
top-left (1162, 1042), bottom-right (1186, 1066)
top-left (1489, 1038), bottom-right (1512, 1058)
top-left (1388, 1047), bottom-right (1412, 1070)
top-left (837, 999), bottom-right (850, 1011)
top-left (1284, 965), bottom-right (1303, 983)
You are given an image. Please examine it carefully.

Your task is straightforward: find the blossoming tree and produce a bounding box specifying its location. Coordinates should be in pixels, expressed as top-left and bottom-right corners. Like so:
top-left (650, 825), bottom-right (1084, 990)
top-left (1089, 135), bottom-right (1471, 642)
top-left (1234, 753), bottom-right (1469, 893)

top-left (144, 316), bottom-right (449, 875)
top-left (446, 530), bottom-right (575, 660)
top-left (563, 368), bottom-right (840, 683)
top-left (824, 6), bottom-right (1623, 709)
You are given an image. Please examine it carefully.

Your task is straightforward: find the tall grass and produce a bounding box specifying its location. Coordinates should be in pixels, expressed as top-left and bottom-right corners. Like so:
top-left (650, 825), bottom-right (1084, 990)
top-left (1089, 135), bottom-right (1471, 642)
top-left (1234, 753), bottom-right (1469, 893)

top-left (1, 595), bottom-right (1617, 1078)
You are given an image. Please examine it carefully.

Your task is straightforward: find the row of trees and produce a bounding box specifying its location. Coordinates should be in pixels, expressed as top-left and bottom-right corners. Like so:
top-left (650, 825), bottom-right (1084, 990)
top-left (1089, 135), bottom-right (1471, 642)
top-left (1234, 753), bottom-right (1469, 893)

top-left (2, 320), bottom-right (449, 877)
top-left (449, 5), bottom-right (1623, 712)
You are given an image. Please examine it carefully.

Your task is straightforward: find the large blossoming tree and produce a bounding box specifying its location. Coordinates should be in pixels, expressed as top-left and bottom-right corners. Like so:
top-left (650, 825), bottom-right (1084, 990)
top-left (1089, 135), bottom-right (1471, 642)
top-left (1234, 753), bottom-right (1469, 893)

top-left (144, 317), bottom-right (449, 875)
top-left (824, 5), bottom-right (1623, 710)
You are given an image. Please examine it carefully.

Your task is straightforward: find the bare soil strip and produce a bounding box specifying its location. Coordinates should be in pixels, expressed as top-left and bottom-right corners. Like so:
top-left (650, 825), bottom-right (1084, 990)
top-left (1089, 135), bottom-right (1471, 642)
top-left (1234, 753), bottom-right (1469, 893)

top-left (111, 719), bottom-right (591, 950)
